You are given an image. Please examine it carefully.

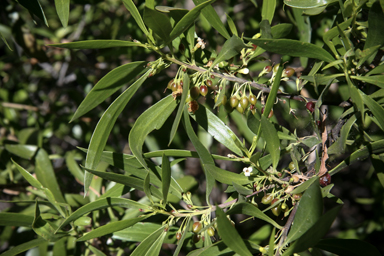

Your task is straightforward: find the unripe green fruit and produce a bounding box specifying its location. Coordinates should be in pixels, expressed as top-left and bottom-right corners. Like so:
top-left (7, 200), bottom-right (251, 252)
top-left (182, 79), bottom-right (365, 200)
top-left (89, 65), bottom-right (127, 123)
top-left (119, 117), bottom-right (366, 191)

top-left (261, 194), bottom-right (273, 204)
top-left (288, 162), bottom-right (295, 171)
top-left (249, 95), bottom-right (257, 105)
top-left (192, 222), bottom-right (202, 233)
top-left (168, 79), bottom-right (175, 90)
top-left (230, 96), bottom-right (239, 108)
top-left (236, 102), bottom-right (244, 114)
top-left (207, 227), bottom-right (215, 237)
top-left (190, 87), bottom-right (200, 99)
top-left (240, 96), bottom-right (249, 109)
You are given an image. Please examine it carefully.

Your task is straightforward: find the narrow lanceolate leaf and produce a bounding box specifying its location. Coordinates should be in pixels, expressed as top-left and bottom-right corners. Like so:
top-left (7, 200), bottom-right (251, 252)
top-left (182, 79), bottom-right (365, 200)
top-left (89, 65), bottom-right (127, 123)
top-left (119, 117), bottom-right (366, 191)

top-left (169, 74), bottom-right (189, 145)
top-left (361, 92), bottom-right (384, 131)
top-left (0, 213), bottom-right (34, 227)
top-left (84, 71), bottom-right (149, 195)
top-left (216, 207), bottom-right (253, 256)
top-left (122, 0), bottom-right (150, 36)
top-left (77, 216), bottom-right (148, 241)
top-left (84, 167), bottom-right (163, 200)
top-left (129, 95), bottom-right (178, 171)
top-left (49, 40), bottom-right (143, 49)
top-left (364, 1), bottom-right (384, 63)
top-left (262, 0), bottom-right (276, 24)
top-left (246, 38), bottom-right (335, 62)
top-left (210, 166), bottom-right (253, 185)
top-left (130, 226), bottom-right (166, 256)
top-left (351, 75), bottom-right (384, 89)
top-left (144, 7), bottom-right (172, 43)
top-left (71, 62), bottom-right (147, 121)
top-left (33, 202), bottom-right (66, 242)
top-left (12, 159), bottom-right (43, 189)
top-left (54, 0), bottom-right (69, 27)
top-left (282, 206), bottom-right (342, 256)
top-left (284, 0), bottom-right (337, 8)
top-left (183, 107), bottom-right (215, 203)
top-left (264, 63), bottom-right (283, 120)
top-left (18, 0), bottom-right (48, 26)
top-left (210, 35), bottom-right (246, 69)
top-left (226, 202), bottom-right (283, 229)
top-left (260, 116), bottom-right (280, 169)
top-left (193, 0), bottom-right (230, 39)
top-left (143, 172), bottom-right (154, 204)
top-left (57, 197), bottom-right (150, 230)
top-left (285, 179), bottom-right (323, 246)
top-left (161, 153), bottom-right (171, 203)
top-left (167, 0), bottom-right (215, 44)
top-left (173, 218), bottom-right (192, 256)
top-left (0, 238), bottom-right (46, 256)
top-left (191, 103), bottom-right (243, 156)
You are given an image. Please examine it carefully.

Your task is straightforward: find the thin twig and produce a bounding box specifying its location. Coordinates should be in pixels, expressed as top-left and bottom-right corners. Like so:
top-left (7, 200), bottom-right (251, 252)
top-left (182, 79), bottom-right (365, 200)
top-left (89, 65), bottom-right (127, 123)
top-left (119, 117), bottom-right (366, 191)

top-left (1, 102), bottom-right (39, 112)
top-left (276, 202), bottom-right (299, 256)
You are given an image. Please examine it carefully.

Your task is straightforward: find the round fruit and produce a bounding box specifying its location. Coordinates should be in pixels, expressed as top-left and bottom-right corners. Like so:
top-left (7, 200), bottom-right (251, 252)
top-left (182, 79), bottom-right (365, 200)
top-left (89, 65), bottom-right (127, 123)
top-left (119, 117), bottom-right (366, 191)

top-left (192, 222), bottom-right (202, 233)
top-left (171, 82), bottom-right (178, 92)
top-left (168, 79), bottom-right (175, 90)
top-left (207, 227), bottom-right (215, 237)
top-left (240, 96), bottom-right (249, 109)
top-left (261, 194), bottom-right (273, 205)
top-left (281, 202), bottom-right (288, 211)
top-left (190, 87), bottom-right (200, 99)
top-left (306, 102), bottom-right (315, 113)
top-left (211, 74), bottom-right (215, 79)
top-left (192, 234), bottom-right (200, 243)
top-left (206, 79), bottom-right (213, 87)
top-left (249, 95), bottom-right (257, 105)
top-left (200, 85), bottom-right (208, 96)
top-left (236, 102), bottom-right (244, 114)
top-left (283, 67), bottom-right (295, 78)
top-left (271, 205), bottom-right (282, 216)
top-left (293, 193), bottom-right (302, 201)
top-left (230, 96), bottom-right (239, 108)
top-left (288, 162), bottom-right (295, 171)
top-left (176, 232), bottom-right (182, 240)
top-left (319, 173), bottom-right (331, 187)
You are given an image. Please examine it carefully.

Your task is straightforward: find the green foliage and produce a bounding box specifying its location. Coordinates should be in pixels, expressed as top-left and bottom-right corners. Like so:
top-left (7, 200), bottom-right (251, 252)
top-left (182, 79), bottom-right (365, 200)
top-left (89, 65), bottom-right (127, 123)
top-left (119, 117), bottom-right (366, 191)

top-left (1, 0), bottom-right (384, 255)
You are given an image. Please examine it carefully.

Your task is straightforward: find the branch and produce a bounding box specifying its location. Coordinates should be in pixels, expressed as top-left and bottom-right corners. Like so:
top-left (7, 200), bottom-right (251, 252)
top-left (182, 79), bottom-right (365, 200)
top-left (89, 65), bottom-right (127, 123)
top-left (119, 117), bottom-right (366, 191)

top-left (276, 202), bottom-right (299, 256)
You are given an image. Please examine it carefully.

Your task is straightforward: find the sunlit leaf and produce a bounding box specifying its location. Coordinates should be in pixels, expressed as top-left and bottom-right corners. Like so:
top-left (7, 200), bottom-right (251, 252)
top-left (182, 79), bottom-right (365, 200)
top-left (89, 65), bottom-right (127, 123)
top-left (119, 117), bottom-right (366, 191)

top-left (54, 0), bottom-right (69, 27)
top-left (130, 225), bottom-right (166, 256)
top-left (284, 0), bottom-right (338, 8)
top-left (210, 35), bottom-right (245, 70)
top-left (260, 115), bottom-right (280, 169)
top-left (122, 0), bottom-right (150, 36)
top-left (49, 40), bottom-right (143, 49)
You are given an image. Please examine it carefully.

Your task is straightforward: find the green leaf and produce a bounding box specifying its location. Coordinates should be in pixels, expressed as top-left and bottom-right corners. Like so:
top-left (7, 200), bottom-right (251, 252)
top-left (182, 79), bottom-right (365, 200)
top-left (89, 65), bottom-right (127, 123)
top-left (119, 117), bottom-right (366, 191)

top-left (65, 151), bottom-right (84, 183)
top-left (161, 154), bottom-right (171, 203)
top-left (328, 115), bottom-right (356, 155)
top-left (0, 213), bottom-right (34, 227)
top-left (129, 95), bottom-right (178, 171)
top-left (264, 63), bottom-right (283, 120)
top-left (0, 238), bottom-right (46, 256)
top-left (364, 1), bottom-right (384, 63)
top-left (262, 0), bottom-right (276, 24)
top-left (84, 71), bottom-right (149, 195)
top-left (144, 7), bottom-right (172, 43)
top-left (216, 207), bottom-right (253, 256)
top-left (5, 144), bottom-right (37, 160)
top-left (323, 18), bottom-right (353, 57)
top-left (193, 0), bottom-right (230, 39)
top-left (356, 45), bottom-right (381, 68)
top-left (143, 172), bottom-right (154, 204)
top-left (169, 74), bottom-right (189, 145)
top-left (226, 202), bottom-right (283, 229)
top-left (54, 0), bottom-right (69, 27)
top-left (292, 7), bottom-right (311, 67)
top-left (366, 64), bottom-right (384, 76)
top-left (226, 14), bottom-right (238, 36)
top-left (210, 35), bottom-right (245, 69)
top-left (71, 61), bottom-right (147, 121)
top-left (83, 167), bottom-right (163, 200)
top-left (351, 75), bottom-right (384, 89)
top-left (183, 106), bottom-right (215, 203)
top-left (0, 32), bottom-right (13, 51)
top-left (315, 238), bottom-right (381, 256)
top-left (346, 75), bottom-right (364, 125)
top-left (49, 40), bottom-right (142, 49)
top-left (282, 206), bottom-right (342, 255)
top-left (268, 228), bottom-right (276, 256)
top-left (130, 225), bottom-right (166, 256)
top-left (247, 38), bottom-right (335, 62)
top-left (77, 216), bottom-right (148, 241)
top-left (88, 245), bottom-right (107, 256)
top-left (290, 176), bottom-right (319, 195)
top-left (209, 166), bottom-right (252, 185)
top-left (18, 0), bottom-right (48, 26)
top-left (144, 231), bottom-right (167, 256)
top-left (57, 197), bottom-right (150, 230)
top-left (122, 0), bottom-right (150, 36)
top-left (284, 0), bottom-right (338, 8)
top-left (167, 0), bottom-right (215, 44)
top-left (361, 92), bottom-right (384, 131)
top-left (173, 218), bottom-right (192, 256)
top-left (260, 116), bottom-right (280, 169)
top-left (270, 23), bottom-right (293, 39)
top-left (232, 182), bottom-right (253, 196)
top-left (12, 159), bottom-right (43, 189)
top-left (284, 178), bottom-right (323, 245)
top-left (191, 103), bottom-right (243, 156)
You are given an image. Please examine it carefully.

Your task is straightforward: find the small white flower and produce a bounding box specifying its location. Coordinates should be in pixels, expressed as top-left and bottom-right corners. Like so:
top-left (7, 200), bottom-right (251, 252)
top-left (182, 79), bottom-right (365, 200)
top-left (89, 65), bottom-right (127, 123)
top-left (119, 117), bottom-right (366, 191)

top-left (243, 167), bottom-right (253, 177)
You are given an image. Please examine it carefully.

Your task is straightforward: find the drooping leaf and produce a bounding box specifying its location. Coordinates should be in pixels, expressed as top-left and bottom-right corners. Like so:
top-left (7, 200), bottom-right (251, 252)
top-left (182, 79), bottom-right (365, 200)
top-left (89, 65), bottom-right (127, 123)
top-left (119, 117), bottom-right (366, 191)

top-left (167, 0), bottom-right (215, 44)
top-left (216, 207), bottom-right (253, 256)
top-left (122, 0), bottom-right (150, 36)
top-left (161, 153), bottom-right (171, 203)
top-left (84, 71), bottom-right (149, 195)
top-left (284, 178), bottom-right (322, 245)
top-left (315, 238), bottom-right (381, 256)
top-left (226, 202), bottom-right (283, 229)
top-left (191, 103), bottom-right (243, 156)
top-left (247, 38), bottom-right (335, 62)
top-left (49, 40), bottom-right (143, 49)
top-left (129, 95), bottom-right (178, 170)
top-left (57, 197), bottom-right (151, 230)
top-left (183, 107), bottom-right (215, 203)
top-left (193, 0), bottom-right (230, 39)
top-left (210, 35), bottom-right (246, 69)
top-left (54, 0), bottom-right (69, 27)
top-left (71, 61), bottom-right (147, 121)
top-left (77, 216), bottom-right (148, 242)
top-left (260, 116), bottom-right (280, 169)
